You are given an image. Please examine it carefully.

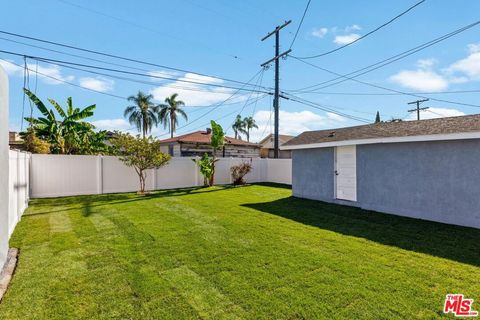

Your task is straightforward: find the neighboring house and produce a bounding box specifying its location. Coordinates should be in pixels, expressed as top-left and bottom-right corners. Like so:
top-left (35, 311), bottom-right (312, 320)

top-left (9, 131), bottom-right (24, 150)
top-left (159, 129), bottom-right (260, 158)
top-left (282, 115), bottom-right (480, 229)
top-left (259, 134), bottom-right (294, 158)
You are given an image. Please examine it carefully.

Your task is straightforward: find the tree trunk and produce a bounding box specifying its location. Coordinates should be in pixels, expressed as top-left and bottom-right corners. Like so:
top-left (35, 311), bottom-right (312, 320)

top-left (210, 151), bottom-right (216, 186)
top-left (170, 116), bottom-right (174, 138)
top-left (247, 129), bottom-right (250, 142)
top-left (139, 170), bottom-right (146, 193)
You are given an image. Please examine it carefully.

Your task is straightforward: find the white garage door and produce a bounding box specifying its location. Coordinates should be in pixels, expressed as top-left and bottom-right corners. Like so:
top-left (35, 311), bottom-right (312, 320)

top-left (335, 145), bottom-right (357, 201)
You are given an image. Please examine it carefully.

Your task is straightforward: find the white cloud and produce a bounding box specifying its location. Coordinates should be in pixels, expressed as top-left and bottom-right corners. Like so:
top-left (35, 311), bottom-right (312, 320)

top-left (248, 109), bottom-right (348, 142)
top-left (390, 69), bottom-right (448, 91)
top-left (150, 72), bottom-right (238, 106)
top-left (390, 58), bottom-right (448, 92)
top-left (0, 60), bottom-right (75, 85)
top-left (345, 24), bottom-right (361, 32)
top-left (91, 118), bottom-right (132, 131)
top-left (148, 70), bottom-right (179, 82)
top-left (326, 112), bottom-right (347, 122)
top-left (446, 43), bottom-right (480, 80)
top-left (416, 58), bottom-right (437, 69)
top-left (311, 27), bottom-right (328, 38)
top-left (91, 118), bottom-right (169, 137)
top-left (334, 33), bottom-right (361, 45)
top-left (29, 64), bottom-right (75, 85)
top-left (79, 77), bottom-right (114, 92)
top-left (405, 107), bottom-right (465, 120)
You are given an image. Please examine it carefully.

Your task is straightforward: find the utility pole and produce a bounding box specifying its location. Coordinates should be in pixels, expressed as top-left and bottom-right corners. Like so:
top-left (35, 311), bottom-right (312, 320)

top-left (408, 99), bottom-right (429, 120)
top-left (261, 20), bottom-right (291, 158)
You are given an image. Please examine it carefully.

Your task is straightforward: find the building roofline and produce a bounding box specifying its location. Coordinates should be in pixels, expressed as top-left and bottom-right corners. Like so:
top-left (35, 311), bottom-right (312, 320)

top-left (281, 131), bottom-right (480, 150)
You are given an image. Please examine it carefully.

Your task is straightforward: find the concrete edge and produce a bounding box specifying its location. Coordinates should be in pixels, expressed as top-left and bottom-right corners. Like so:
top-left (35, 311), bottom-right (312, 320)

top-left (0, 248), bottom-right (19, 303)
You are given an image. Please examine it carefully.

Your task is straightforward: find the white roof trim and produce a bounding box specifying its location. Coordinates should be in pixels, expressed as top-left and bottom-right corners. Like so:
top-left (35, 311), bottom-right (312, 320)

top-left (281, 131), bottom-right (480, 150)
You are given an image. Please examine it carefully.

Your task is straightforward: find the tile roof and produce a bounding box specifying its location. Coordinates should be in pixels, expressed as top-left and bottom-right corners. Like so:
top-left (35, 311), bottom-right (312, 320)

top-left (159, 130), bottom-right (259, 147)
top-left (283, 114), bottom-right (480, 147)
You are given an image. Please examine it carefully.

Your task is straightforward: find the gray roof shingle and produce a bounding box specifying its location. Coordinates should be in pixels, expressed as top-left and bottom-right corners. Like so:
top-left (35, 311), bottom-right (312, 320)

top-left (283, 114), bottom-right (480, 147)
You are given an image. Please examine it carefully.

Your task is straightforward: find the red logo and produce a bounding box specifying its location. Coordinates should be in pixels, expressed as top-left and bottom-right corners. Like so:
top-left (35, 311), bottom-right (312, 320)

top-left (444, 294), bottom-right (478, 317)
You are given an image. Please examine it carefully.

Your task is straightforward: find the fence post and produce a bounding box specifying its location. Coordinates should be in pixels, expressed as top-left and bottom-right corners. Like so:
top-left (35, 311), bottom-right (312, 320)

top-left (193, 156), bottom-right (199, 186)
top-left (152, 168), bottom-right (157, 191)
top-left (97, 155), bottom-right (103, 194)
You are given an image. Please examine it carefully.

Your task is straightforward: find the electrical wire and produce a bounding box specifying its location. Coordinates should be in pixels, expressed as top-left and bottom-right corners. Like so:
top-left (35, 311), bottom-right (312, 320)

top-left (0, 29), bottom-right (266, 89)
top-left (293, 0), bottom-right (426, 59)
top-left (293, 89), bottom-right (480, 96)
top-left (158, 69), bottom-right (265, 136)
top-left (290, 58), bottom-right (480, 109)
top-left (291, 19), bottom-right (480, 92)
top-left (289, 0), bottom-right (312, 50)
top-left (56, 0), bottom-right (245, 61)
top-left (285, 93), bottom-right (372, 123)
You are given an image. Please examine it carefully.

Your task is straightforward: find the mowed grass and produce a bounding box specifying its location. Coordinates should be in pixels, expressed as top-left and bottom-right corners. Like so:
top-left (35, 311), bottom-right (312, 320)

top-left (0, 184), bottom-right (479, 319)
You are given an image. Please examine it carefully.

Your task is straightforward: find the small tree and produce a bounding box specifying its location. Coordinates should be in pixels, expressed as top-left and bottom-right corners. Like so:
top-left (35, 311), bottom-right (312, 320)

top-left (192, 120), bottom-right (225, 187)
top-left (375, 111), bottom-right (381, 123)
top-left (231, 161), bottom-right (252, 185)
top-left (192, 153), bottom-right (215, 187)
top-left (23, 128), bottom-right (51, 154)
top-left (209, 120), bottom-right (225, 186)
top-left (111, 133), bottom-right (171, 194)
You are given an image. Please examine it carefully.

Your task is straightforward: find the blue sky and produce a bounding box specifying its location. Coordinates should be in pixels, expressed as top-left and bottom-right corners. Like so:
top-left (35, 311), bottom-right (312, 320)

top-left (1, 0), bottom-right (480, 141)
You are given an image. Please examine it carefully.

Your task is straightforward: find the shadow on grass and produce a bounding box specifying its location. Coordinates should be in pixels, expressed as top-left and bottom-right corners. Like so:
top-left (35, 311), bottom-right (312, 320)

top-left (25, 184), bottom-right (243, 217)
top-left (243, 196), bottom-right (480, 267)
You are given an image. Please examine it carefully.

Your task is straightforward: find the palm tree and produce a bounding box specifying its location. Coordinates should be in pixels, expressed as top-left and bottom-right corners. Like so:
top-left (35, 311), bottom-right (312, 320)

top-left (243, 116), bottom-right (258, 142)
top-left (158, 93), bottom-right (188, 138)
top-left (232, 115), bottom-right (246, 140)
top-left (124, 91), bottom-right (159, 138)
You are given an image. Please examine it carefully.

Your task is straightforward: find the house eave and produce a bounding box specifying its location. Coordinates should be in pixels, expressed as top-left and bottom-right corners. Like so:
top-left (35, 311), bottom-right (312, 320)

top-left (281, 131), bottom-right (480, 150)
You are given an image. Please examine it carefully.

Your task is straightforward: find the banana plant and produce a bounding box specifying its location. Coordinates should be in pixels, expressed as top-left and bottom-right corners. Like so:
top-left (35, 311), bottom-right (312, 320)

top-left (23, 88), bottom-right (101, 154)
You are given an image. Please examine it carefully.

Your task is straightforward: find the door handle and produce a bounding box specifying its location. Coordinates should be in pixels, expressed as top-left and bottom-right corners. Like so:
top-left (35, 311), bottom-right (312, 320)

top-left (335, 170), bottom-right (339, 176)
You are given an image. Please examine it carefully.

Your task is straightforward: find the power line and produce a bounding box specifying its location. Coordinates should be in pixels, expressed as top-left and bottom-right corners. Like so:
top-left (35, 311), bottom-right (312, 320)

top-left (56, 0), bottom-right (245, 61)
top-left (290, 58), bottom-right (480, 109)
top-left (0, 29), bottom-right (268, 89)
top-left (291, 19), bottom-right (480, 92)
top-left (0, 58), bottom-right (129, 100)
top-left (289, 0), bottom-right (312, 50)
top-left (163, 69), bottom-right (265, 135)
top-left (1, 58), bottom-right (258, 110)
top-left (293, 89), bottom-right (480, 96)
top-left (293, 0), bottom-right (426, 59)
top-left (158, 93), bottom-right (269, 138)
top-left (0, 49), bottom-right (274, 95)
top-left (0, 36), bottom-right (152, 73)
top-left (285, 93), bottom-right (372, 123)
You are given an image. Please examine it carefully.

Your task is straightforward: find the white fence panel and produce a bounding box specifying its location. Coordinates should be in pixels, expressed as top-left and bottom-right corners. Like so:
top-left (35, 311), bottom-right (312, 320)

top-left (156, 158), bottom-right (199, 189)
top-left (29, 155), bottom-right (291, 198)
top-left (102, 156), bottom-right (154, 194)
top-left (214, 158), bottom-right (233, 185)
top-left (266, 159), bottom-right (292, 184)
top-left (30, 154), bottom-right (99, 198)
top-left (8, 150), bottom-right (30, 236)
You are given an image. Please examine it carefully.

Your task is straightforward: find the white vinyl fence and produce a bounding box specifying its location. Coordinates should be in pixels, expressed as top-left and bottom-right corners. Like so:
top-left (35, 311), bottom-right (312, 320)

top-left (8, 150), bottom-right (31, 236)
top-left (30, 155), bottom-right (291, 198)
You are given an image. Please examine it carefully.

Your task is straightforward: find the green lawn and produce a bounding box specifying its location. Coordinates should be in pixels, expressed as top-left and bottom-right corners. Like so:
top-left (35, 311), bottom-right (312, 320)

top-left (1, 184), bottom-right (479, 319)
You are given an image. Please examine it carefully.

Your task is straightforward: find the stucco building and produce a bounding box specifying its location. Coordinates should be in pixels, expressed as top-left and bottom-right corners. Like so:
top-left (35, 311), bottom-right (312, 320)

top-left (282, 115), bottom-right (480, 229)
